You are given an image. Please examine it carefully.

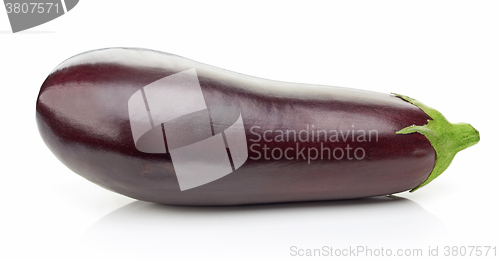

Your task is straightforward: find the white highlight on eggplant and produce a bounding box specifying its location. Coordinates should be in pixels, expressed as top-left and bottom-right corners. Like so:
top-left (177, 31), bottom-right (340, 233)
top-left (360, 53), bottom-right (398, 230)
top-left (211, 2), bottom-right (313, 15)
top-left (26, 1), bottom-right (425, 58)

top-left (51, 48), bottom-right (413, 108)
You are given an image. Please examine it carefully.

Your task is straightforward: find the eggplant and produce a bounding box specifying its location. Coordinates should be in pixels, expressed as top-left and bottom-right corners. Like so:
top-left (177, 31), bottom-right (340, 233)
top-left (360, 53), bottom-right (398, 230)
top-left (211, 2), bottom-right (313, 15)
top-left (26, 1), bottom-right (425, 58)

top-left (36, 48), bottom-right (479, 205)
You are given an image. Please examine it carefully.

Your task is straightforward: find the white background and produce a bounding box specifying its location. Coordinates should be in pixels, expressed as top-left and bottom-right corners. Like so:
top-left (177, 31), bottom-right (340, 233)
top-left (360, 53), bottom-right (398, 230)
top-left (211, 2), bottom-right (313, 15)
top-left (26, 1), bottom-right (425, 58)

top-left (1, 1), bottom-right (498, 259)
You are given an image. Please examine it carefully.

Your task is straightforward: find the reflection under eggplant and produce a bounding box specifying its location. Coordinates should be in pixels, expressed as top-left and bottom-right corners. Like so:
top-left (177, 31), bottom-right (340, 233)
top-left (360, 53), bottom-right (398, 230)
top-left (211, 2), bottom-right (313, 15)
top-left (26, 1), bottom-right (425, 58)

top-left (81, 195), bottom-right (445, 256)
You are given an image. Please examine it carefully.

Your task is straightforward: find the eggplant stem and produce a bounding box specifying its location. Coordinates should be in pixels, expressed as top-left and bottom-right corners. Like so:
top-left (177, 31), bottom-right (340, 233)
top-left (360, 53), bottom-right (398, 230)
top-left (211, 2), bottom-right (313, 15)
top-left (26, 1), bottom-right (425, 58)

top-left (392, 93), bottom-right (480, 192)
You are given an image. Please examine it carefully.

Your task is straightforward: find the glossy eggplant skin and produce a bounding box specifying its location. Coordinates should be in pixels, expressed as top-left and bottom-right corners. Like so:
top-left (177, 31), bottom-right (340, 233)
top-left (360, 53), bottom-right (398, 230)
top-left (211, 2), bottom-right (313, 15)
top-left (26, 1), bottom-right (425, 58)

top-left (36, 48), bottom-right (435, 205)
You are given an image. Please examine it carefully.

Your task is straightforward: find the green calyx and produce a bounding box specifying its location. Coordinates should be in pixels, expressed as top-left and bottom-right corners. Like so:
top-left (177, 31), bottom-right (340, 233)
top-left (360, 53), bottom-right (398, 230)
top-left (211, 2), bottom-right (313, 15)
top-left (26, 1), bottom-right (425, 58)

top-left (393, 93), bottom-right (480, 192)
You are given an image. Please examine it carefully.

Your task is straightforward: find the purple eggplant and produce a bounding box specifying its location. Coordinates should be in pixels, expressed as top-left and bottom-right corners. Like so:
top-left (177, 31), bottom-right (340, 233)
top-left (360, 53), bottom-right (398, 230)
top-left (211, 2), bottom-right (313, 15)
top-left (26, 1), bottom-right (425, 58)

top-left (36, 48), bottom-right (479, 205)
